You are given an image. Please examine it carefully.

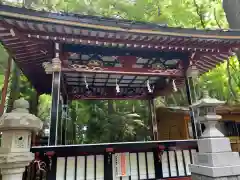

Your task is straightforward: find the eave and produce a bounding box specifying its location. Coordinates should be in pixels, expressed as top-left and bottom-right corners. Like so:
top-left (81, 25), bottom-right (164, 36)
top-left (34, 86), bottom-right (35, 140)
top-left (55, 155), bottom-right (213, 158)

top-left (0, 5), bottom-right (240, 99)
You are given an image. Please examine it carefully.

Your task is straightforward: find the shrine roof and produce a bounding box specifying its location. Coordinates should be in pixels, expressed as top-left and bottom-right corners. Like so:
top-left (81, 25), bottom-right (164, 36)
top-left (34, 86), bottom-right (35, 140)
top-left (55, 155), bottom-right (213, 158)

top-left (1, 5), bottom-right (240, 99)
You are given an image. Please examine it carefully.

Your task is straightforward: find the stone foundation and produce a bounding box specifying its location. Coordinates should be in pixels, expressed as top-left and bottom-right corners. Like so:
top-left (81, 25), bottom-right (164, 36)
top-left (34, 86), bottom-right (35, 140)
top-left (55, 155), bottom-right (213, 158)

top-left (192, 173), bottom-right (240, 180)
top-left (189, 92), bottom-right (240, 180)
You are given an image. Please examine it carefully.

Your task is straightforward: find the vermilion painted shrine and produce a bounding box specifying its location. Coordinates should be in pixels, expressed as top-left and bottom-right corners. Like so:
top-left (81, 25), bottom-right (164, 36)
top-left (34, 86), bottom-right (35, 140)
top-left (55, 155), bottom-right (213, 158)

top-left (0, 4), bottom-right (240, 180)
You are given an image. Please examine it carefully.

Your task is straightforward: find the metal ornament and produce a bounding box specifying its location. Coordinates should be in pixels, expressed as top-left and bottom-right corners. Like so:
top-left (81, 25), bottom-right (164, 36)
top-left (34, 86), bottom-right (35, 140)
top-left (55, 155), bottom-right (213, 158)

top-left (42, 62), bottom-right (52, 74)
top-left (10, 29), bottom-right (15, 37)
top-left (187, 64), bottom-right (199, 78)
top-left (87, 59), bottom-right (103, 67)
top-left (52, 58), bottom-right (61, 72)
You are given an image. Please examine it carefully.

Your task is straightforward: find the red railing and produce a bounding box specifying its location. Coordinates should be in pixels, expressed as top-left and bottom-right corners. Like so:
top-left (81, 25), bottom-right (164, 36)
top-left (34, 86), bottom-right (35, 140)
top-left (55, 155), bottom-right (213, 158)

top-left (22, 140), bottom-right (198, 180)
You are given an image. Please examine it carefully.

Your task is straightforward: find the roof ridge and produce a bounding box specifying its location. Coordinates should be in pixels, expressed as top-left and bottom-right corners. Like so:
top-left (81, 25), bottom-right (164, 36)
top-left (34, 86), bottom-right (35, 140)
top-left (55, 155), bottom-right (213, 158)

top-left (1, 4), bottom-right (238, 32)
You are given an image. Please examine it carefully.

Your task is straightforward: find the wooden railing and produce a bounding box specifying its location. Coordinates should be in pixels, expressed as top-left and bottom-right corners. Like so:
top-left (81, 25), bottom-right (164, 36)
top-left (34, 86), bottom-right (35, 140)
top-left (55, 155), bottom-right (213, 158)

top-left (22, 140), bottom-right (198, 180)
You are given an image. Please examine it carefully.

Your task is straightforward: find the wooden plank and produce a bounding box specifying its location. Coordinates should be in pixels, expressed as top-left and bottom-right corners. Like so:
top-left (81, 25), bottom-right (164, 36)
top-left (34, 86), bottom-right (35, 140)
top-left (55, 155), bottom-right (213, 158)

top-left (169, 151), bottom-right (177, 177)
top-left (162, 151), bottom-right (169, 178)
top-left (176, 150), bottom-right (185, 176)
top-left (76, 156), bottom-right (85, 180)
top-left (112, 154), bottom-right (120, 180)
top-left (96, 155), bottom-right (104, 180)
top-left (56, 157), bottom-right (65, 180)
top-left (66, 157), bottom-right (75, 180)
top-left (183, 150), bottom-right (191, 175)
top-left (146, 152), bottom-right (155, 179)
top-left (138, 152), bottom-right (147, 179)
top-left (87, 155), bottom-right (94, 180)
top-left (130, 153), bottom-right (138, 180)
top-left (191, 149), bottom-right (197, 164)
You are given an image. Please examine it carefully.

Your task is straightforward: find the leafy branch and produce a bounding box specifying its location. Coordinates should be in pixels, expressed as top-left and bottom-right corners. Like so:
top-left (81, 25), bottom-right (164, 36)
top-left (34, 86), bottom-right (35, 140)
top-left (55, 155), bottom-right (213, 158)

top-left (226, 58), bottom-right (238, 101)
top-left (213, 8), bottom-right (221, 29)
top-left (193, 0), bottom-right (206, 28)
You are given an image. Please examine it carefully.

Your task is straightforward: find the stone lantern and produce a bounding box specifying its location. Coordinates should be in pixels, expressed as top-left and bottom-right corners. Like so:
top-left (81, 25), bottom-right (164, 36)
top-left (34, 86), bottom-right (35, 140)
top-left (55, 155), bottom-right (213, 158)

top-left (192, 90), bottom-right (225, 139)
top-left (190, 91), bottom-right (240, 180)
top-left (0, 98), bottom-right (42, 180)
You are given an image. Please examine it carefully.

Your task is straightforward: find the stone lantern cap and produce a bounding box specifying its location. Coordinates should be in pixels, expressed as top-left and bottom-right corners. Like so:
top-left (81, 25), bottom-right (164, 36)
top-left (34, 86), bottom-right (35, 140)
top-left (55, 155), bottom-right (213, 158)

top-left (190, 90), bottom-right (225, 108)
top-left (0, 98), bottom-right (43, 132)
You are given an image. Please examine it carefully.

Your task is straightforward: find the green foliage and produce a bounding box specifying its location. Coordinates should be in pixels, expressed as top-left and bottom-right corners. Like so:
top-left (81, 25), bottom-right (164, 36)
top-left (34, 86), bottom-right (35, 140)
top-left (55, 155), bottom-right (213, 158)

top-left (38, 94), bottom-right (51, 120)
top-left (200, 57), bottom-right (240, 102)
top-left (74, 100), bottom-right (151, 143)
top-left (0, 45), bottom-right (9, 99)
top-left (0, 0), bottom-right (240, 143)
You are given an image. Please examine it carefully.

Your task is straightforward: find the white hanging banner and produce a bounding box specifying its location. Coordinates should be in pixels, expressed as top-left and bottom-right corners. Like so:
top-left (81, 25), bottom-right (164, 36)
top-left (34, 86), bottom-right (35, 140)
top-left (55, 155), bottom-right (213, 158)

top-left (115, 152), bottom-right (130, 177)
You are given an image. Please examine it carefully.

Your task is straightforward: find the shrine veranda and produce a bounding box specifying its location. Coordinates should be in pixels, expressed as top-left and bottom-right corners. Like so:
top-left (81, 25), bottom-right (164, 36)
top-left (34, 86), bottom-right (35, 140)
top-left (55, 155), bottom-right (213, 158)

top-left (1, 4), bottom-right (240, 180)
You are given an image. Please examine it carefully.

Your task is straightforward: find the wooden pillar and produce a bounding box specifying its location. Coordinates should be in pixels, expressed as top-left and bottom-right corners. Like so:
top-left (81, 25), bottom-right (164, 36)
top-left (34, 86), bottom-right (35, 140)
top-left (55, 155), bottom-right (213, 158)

top-left (49, 43), bottom-right (62, 146)
top-left (185, 77), bottom-right (197, 139)
top-left (149, 98), bottom-right (158, 140)
top-left (183, 54), bottom-right (199, 140)
top-left (0, 55), bottom-right (12, 116)
top-left (57, 95), bottom-right (63, 145)
top-left (49, 67), bottom-right (61, 145)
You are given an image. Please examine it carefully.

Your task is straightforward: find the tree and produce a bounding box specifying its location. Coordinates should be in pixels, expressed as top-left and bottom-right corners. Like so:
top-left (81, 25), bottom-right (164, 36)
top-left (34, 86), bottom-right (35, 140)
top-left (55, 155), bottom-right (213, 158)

top-left (223, 0), bottom-right (240, 29)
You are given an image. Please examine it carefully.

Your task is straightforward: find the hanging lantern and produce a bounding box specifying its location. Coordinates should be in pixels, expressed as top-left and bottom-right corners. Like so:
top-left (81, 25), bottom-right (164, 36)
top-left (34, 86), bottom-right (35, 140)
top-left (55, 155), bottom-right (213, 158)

top-left (187, 64), bottom-right (199, 78)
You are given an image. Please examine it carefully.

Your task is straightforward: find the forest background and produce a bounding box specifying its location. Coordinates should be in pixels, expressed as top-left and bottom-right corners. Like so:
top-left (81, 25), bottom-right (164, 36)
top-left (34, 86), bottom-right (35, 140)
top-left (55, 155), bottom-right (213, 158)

top-left (0, 0), bottom-right (240, 143)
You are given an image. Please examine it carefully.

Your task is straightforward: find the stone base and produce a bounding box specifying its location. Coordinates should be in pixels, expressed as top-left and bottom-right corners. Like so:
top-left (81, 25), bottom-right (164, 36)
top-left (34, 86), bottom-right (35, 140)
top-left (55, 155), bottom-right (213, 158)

top-left (194, 151), bottom-right (240, 167)
top-left (1, 167), bottom-right (25, 180)
top-left (0, 152), bottom-right (34, 169)
top-left (190, 164), bottom-right (240, 177)
top-left (192, 173), bottom-right (240, 180)
top-left (2, 173), bottom-right (23, 180)
top-left (0, 152), bottom-right (34, 180)
top-left (198, 138), bottom-right (232, 153)
top-left (191, 137), bottom-right (240, 178)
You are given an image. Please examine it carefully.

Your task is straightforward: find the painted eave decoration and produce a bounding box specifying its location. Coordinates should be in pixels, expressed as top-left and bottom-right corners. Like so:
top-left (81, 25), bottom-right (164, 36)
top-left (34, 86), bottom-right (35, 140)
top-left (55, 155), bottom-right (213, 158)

top-left (1, 5), bottom-right (240, 99)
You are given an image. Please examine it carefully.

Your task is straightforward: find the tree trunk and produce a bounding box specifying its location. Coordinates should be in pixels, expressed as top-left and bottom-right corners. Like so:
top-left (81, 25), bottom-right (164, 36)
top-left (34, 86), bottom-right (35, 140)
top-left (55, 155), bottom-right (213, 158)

top-left (223, 0), bottom-right (240, 61)
top-left (223, 0), bottom-right (240, 100)
top-left (223, 0), bottom-right (240, 29)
